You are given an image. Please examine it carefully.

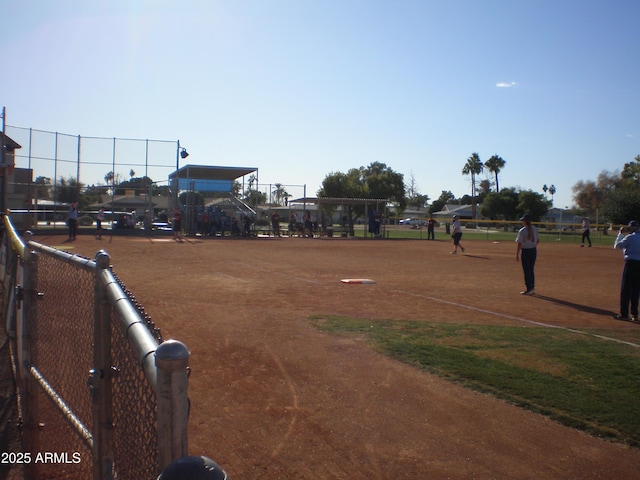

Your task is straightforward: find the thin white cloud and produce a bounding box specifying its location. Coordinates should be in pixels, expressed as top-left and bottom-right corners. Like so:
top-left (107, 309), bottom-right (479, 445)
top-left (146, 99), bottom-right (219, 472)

top-left (496, 81), bottom-right (517, 88)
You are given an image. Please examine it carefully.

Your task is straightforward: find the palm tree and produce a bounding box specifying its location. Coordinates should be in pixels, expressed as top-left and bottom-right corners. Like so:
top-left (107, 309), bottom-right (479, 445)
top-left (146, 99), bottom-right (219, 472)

top-left (272, 183), bottom-right (290, 206)
top-left (549, 184), bottom-right (556, 205)
top-left (462, 152), bottom-right (484, 219)
top-left (484, 154), bottom-right (505, 193)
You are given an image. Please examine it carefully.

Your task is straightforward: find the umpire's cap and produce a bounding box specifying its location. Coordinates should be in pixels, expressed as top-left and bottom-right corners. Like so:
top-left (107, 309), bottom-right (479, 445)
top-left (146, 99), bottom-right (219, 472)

top-left (157, 456), bottom-right (227, 480)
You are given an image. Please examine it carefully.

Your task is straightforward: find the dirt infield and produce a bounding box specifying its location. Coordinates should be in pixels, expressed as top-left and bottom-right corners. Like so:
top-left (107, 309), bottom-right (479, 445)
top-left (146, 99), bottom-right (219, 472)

top-left (33, 233), bottom-right (640, 479)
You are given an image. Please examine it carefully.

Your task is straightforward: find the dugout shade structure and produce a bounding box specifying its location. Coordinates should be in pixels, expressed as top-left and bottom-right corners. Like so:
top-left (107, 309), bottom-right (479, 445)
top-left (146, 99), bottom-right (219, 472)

top-left (168, 164), bottom-right (258, 234)
top-left (289, 196), bottom-right (389, 237)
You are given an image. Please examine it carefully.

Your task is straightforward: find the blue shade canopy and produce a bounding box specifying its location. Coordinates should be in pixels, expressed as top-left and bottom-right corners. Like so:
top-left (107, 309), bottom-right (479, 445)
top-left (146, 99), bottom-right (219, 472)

top-left (177, 178), bottom-right (233, 192)
top-left (169, 165), bottom-right (258, 192)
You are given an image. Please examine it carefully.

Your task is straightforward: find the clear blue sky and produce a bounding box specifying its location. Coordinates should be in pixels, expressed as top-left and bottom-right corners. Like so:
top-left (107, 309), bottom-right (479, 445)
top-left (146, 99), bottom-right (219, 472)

top-left (2, 0), bottom-right (639, 209)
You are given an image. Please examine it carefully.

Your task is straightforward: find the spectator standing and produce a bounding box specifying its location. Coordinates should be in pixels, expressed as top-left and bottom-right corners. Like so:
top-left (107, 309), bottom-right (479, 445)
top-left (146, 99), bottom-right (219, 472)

top-left (143, 209), bottom-right (153, 233)
top-left (515, 214), bottom-right (539, 295)
top-left (242, 213), bottom-right (252, 237)
top-left (288, 211), bottom-right (297, 237)
top-left (304, 210), bottom-right (313, 237)
top-left (450, 215), bottom-right (465, 254)
top-left (68, 202), bottom-right (79, 240)
top-left (613, 220), bottom-right (640, 321)
top-left (427, 216), bottom-right (436, 240)
top-left (581, 216), bottom-right (592, 247)
top-left (172, 207), bottom-right (183, 242)
top-left (368, 209), bottom-right (376, 237)
top-left (271, 211), bottom-right (281, 237)
top-left (95, 207), bottom-right (105, 239)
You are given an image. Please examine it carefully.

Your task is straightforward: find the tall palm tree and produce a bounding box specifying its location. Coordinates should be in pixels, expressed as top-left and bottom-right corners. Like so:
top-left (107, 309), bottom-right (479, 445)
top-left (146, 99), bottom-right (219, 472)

top-left (484, 154), bottom-right (506, 193)
top-left (462, 152), bottom-right (484, 220)
top-left (272, 183), bottom-right (290, 206)
top-left (549, 184), bottom-right (556, 205)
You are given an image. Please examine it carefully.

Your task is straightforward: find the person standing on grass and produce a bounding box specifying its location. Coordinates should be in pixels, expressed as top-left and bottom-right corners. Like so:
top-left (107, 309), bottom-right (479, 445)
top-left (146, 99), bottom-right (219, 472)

top-left (613, 220), bottom-right (640, 321)
top-left (427, 215), bottom-right (436, 240)
top-left (450, 215), bottom-right (465, 254)
top-left (581, 216), bottom-right (592, 247)
top-left (515, 213), bottom-right (539, 295)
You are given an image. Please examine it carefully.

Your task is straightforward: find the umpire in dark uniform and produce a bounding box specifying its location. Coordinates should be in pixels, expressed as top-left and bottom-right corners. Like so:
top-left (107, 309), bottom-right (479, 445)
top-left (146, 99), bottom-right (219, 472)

top-left (614, 220), bottom-right (640, 321)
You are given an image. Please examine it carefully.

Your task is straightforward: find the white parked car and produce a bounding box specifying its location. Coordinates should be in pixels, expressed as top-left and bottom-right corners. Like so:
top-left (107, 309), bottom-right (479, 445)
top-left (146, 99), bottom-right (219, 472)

top-left (399, 218), bottom-right (427, 227)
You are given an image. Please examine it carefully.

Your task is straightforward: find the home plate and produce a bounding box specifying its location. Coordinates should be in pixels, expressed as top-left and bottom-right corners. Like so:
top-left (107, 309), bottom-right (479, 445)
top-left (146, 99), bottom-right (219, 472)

top-left (341, 278), bottom-right (376, 284)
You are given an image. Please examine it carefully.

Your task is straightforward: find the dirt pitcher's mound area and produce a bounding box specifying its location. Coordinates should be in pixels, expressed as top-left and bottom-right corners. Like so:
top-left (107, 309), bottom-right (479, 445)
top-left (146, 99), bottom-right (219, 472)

top-left (42, 234), bottom-right (640, 479)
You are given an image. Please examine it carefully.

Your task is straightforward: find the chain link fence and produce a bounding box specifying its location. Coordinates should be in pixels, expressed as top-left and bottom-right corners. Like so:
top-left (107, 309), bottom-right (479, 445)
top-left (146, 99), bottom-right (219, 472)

top-left (1, 214), bottom-right (194, 479)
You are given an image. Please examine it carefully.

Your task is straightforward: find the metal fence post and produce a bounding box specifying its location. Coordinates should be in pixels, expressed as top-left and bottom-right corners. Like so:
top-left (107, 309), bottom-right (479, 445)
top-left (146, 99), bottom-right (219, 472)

top-left (155, 339), bottom-right (190, 473)
top-left (90, 250), bottom-right (115, 480)
top-left (20, 240), bottom-right (39, 479)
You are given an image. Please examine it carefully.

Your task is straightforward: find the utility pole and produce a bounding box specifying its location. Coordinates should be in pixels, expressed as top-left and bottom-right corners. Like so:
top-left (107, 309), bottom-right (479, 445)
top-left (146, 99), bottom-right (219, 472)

top-left (1, 107), bottom-right (6, 212)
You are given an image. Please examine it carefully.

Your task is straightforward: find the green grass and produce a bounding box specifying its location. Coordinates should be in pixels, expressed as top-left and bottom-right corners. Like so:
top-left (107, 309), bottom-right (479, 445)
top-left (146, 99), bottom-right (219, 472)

top-left (309, 316), bottom-right (640, 447)
top-left (355, 227), bottom-right (616, 245)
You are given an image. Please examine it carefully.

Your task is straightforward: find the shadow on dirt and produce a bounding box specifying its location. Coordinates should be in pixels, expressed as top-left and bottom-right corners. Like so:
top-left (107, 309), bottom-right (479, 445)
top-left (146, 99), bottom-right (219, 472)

top-left (534, 294), bottom-right (617, 317)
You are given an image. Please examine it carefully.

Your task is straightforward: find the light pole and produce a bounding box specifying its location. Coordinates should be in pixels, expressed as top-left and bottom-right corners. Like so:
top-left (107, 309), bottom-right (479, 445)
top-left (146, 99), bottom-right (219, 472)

top-left (558, 208), bottom-right (563, 242)
top-left (175, 140), bottom-right (189, 170)
top-left (557, 206), bottom-right (568, 242)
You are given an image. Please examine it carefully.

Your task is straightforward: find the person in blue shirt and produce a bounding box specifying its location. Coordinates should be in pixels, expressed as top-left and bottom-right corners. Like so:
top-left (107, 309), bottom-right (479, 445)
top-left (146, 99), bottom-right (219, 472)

top-left (613, 220), bottom-right (640, 321)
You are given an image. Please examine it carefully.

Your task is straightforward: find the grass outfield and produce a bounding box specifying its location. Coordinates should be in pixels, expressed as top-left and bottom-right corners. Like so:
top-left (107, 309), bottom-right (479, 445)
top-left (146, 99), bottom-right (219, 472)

top-left (355, 225), bottom-right (615, 245)
top-left (310, 316), bottom-right (640, 446)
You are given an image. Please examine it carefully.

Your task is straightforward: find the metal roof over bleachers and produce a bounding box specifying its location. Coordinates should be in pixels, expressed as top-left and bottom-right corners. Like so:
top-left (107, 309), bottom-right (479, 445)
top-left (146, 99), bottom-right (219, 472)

top-left (169, 165), bottom-right (257, 181)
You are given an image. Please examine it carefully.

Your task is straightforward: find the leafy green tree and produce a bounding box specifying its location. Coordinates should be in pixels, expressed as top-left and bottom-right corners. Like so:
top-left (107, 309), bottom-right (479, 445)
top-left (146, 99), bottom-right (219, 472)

top-left (179, 191), bottom-right (205, 207)
top-left (516, 190), bottom-right (551, 221)
top-left (54, 176), bottom-right (84, 205)
top-left (621, 155), bottom-right (640, 187)
top-left (319, 162), bottom-right (405, 233)
top-left (603, 188), bottom-right (640, 225)
top-left (407, 194), bottom-right (430, 210)
top-left (484, 155), bottom-right (506, 193)
top-left (479, 188), bottom-right (518, 220)
top-left (462, 152), bottom-right (483, 219)
top-left (33, 176), bottom-right (52, 199)
top-left (362, 162), bottom-right (406, 207)
top-left (115, 176), bottom-right (153, 196)
top-left (428, 190), bottom-right (455, 215)
top-left (459, 194), bottom-right (473, 205)
top-left (243, 188), bottom-right (266, 206)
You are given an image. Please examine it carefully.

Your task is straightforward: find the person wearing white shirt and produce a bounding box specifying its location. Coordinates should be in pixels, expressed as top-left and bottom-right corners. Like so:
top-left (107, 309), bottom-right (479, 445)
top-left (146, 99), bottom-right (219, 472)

top-left (581, 216), bottom-right (592, 247)
top-left (613, 220), bottom-right (640, 321)
top-left (515, 214), bottom-right (539, 295)
top-left (450, 215), bottom-right (465, 254)
top-left (67, 202), bottom-right (79, 240)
